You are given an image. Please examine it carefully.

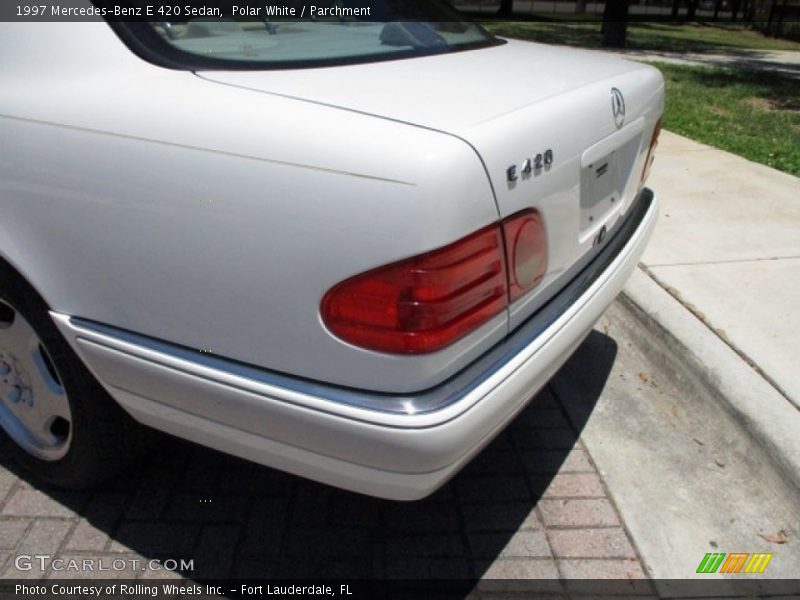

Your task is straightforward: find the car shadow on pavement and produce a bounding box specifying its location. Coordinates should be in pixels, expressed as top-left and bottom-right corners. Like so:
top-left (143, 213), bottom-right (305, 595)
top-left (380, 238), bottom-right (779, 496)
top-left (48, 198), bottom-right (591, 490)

top-left (0, 331), bottom-right (618, 584)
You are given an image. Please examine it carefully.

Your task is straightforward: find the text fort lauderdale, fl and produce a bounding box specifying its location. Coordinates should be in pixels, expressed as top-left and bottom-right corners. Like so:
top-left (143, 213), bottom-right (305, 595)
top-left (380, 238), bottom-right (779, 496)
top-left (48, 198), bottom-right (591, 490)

top-left (17, 584), bottom-right (353, 596)
top-left (233, 4), bottom-right (372, 17)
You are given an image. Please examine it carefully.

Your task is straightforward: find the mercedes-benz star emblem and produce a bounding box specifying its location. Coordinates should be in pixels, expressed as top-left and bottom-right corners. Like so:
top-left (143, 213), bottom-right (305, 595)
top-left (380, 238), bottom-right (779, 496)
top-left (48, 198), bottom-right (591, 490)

top-left (611, 87), bottom-right (626, 129)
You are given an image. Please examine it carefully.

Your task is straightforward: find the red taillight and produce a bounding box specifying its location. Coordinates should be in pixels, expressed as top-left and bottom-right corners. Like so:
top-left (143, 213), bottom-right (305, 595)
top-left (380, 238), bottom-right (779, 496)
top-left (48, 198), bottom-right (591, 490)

top-left (502, 210), bottom-right (547, 303)
top-left (321, 210), bottom-right (547, 354)
top-left (640, 118), bottom-right (662, 187)
top-left (322, 225), bottom-right (508, 354)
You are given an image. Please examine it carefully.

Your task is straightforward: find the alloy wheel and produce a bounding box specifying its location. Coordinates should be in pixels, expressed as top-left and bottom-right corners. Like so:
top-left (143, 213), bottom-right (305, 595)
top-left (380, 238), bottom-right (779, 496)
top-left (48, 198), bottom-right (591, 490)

top-left (0, 297), bottom-right (72, 461)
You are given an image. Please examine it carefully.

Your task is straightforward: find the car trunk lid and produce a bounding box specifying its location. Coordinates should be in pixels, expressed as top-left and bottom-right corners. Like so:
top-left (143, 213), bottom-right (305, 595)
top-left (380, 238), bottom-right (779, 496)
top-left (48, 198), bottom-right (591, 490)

top-left (200, 38), bottom-right (664, 329)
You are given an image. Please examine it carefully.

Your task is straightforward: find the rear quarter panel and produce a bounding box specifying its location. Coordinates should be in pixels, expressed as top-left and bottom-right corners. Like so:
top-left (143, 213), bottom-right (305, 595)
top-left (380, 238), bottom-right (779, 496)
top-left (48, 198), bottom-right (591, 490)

top-left (0, 23), bottom-right (503, 393)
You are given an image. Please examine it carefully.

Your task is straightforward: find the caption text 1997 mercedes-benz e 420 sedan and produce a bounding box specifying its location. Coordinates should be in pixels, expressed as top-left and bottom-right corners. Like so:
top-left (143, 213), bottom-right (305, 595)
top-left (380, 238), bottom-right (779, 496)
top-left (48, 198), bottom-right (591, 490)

top-left (0, 3), bottom-right (663, 500)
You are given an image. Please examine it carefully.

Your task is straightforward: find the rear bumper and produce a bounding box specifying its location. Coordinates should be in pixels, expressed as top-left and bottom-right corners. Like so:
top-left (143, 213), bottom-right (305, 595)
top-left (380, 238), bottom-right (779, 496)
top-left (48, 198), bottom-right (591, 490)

top-left (52, 189), bottom-right (658, 500)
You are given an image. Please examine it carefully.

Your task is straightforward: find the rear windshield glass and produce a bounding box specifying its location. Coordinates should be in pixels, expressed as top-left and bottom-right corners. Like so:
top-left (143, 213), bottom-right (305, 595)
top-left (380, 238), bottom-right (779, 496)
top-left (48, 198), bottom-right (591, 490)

top-left (104, 1), bottom-right (500, 70)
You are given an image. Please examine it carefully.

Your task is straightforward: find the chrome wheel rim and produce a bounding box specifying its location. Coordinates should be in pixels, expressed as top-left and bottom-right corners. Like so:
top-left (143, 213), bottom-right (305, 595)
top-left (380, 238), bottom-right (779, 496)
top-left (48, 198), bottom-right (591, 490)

top-left (0, 298), bottom-right (72, 461)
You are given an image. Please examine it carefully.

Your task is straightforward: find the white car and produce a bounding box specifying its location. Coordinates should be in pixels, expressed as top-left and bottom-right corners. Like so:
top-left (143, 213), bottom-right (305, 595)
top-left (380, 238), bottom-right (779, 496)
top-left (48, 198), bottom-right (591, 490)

top-left (0, 4), bottom-right (663, 500)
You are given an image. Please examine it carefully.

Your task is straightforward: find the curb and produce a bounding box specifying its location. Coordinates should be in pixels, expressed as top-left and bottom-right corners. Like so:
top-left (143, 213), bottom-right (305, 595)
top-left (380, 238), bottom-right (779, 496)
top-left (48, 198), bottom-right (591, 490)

top-left (619, 267), bottom-right (800, 493)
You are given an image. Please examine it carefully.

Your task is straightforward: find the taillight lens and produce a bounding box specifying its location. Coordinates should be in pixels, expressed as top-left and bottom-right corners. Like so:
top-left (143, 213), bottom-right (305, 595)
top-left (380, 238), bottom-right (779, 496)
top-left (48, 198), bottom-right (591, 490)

top-left (321, 210), bottom-right (547, 354)
top-left (640, 118), bottom-right (662, 187)
top-left (322, 225), bottom-right (508, 354)
top-left (502, 210), bottom-right (547, 303)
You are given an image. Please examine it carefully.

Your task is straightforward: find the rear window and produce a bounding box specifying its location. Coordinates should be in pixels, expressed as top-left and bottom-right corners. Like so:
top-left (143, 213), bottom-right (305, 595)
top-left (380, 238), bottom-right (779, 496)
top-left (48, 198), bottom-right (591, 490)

top-left (102, 1), bottom-right (500, 70)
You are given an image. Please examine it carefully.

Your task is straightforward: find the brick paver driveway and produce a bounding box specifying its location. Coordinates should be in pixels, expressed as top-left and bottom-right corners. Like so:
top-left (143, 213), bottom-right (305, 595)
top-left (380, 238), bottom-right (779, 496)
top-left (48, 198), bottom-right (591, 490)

top-left (0, 332), bottom-right (646, 587)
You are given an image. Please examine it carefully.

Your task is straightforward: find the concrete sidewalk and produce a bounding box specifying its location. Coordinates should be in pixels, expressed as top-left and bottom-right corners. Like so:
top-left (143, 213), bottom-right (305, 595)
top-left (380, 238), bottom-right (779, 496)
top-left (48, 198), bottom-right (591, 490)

top-left (548, 131), bottom-right (800, 586)
top-left (631, 130), bottom-right (800, 483)
top-left (599, 49), bottom-right (800, 79)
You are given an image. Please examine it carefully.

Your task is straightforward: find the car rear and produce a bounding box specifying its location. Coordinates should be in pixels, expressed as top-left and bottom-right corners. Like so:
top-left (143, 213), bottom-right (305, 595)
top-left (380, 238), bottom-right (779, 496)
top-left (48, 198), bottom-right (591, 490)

top-left (196, 36), bottom-right (665, 390)
top-left (1, 12), bottom-right (663, 498)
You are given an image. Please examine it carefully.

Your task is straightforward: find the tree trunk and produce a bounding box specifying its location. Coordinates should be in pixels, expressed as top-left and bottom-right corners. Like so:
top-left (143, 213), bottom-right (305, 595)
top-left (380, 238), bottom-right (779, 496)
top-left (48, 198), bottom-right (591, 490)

top-left (713, 0), bottom-right (722, 19)
top-left (742, 0), bottom-right (753, 22)
top-left (575, 0), bottom-right (587, 14)
top-left (773, 0), bottom-right (790, 35)
top-left (731, 0), bottom-right (741, 21)
top-left (686, 0), bottom-right (700, 20)
top-left (602, 0), bottom-right (631, 47)
top-left (497, 0), bottom-right (514, 17)
top-left (671, 0), bottom-right (682, 19)
top-left (767, 0), bottom-right (779, 31)
top-left (745, 0), bottom-right (758, 23)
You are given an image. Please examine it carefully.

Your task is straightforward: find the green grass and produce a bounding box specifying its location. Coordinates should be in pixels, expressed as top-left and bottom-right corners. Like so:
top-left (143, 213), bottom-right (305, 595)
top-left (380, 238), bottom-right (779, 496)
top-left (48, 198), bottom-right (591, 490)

top-left (477, 19), bottom-right (800, 176)
top-left (653, 62), bottom-right (800, 176)
top-left (480, 19), bottom-right (800, 53)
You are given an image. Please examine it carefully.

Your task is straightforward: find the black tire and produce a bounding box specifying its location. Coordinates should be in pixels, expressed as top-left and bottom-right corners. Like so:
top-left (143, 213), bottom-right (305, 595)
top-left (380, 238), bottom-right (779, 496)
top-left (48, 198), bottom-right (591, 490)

top-left (0, 260), bottom-right (151, 489)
